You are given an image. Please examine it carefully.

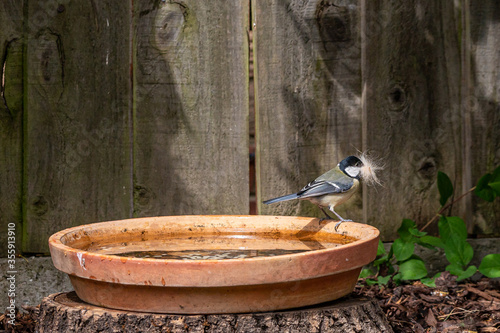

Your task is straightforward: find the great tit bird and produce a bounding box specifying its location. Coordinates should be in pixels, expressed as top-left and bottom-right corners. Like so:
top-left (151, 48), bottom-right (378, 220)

top-left (263, 155), bottom-right (380, 231)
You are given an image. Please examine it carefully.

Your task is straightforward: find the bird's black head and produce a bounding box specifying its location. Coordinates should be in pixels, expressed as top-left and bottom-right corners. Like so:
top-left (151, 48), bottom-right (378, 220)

top-left (339, 155), bottom-right (363, 179)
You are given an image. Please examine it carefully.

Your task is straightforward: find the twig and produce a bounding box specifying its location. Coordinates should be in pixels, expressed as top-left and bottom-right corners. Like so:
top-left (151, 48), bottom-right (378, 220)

top-left (390, 319), bottom-right (414, 325)
top-left (485, 289), bottom-right (500, 299)
top-left (420, 186), bottom-right (476, 231)
top-left (18, 254), bottom-right (29, 263)
top-left (438, 307), bottom-right (479, 320)
top-left (396, 295), bottom-right (410, 304)
top-left (466, 285), bottom-right (500, 302)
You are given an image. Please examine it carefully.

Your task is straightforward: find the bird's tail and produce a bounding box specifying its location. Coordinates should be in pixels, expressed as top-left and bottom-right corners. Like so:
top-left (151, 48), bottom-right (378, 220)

top-left (263, 193), bottom-right (299, 205)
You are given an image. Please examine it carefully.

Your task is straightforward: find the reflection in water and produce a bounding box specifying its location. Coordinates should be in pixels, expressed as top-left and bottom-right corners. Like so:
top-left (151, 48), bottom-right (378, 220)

top-left (116, 249), bottom-right (308, 260)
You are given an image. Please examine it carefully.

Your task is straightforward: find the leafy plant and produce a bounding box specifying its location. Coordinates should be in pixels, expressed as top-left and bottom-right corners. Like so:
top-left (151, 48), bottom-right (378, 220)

top-left (439, 216), bottom-right (476, 281)
top-left (362, 219), bottom-right (440, 287)
top-left (361, 166), bottom-right (500, 285)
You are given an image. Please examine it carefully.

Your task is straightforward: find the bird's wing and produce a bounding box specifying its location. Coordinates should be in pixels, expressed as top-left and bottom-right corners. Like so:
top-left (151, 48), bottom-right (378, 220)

top-left (313, 166), bottom-right (345, 182)
top-left (296, 165), bottom-right (353, 198)
top-left (297, 178), bottom-right (353, 199)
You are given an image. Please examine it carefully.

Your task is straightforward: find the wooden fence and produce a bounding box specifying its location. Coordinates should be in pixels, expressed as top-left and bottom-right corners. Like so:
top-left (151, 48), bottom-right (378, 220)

top-left (1, 0), bottom-right (499, 255)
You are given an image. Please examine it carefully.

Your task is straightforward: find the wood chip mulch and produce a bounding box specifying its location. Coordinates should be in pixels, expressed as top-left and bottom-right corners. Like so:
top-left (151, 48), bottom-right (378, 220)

top-left (354, 272), bottom-right (500, 332)
top-left (0, 306), bottom-right (38, 333)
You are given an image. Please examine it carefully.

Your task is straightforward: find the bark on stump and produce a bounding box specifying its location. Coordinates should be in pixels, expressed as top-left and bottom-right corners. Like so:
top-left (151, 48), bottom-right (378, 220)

top-left (36, 292), bottom-right (392, 332)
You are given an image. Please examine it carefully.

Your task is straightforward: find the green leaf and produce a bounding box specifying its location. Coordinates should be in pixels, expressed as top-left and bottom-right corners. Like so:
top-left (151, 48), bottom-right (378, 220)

top-left (392, 238), bottom-right (415, 262)
top-left (437, 171), bottom-right (454, 206)
top-left (377, 239), bottom-right (386, 256)
top-left (419, 235), bottom-right (445, 249)
top-left (446, 262), bottom-right (464, 276)
top-left (377, 275), bottom-right (391, 285)
top-left (439, 216), bottom-right (467, 241)
top-left (409, 227), bottom-right (427, 238)
top-left (365, 278), bottom-right (378, 286)
top-left (397, 219), bottom-right (416, 242)
top-left (387, 263), bottom-right (396, 275)
top-left (392, 273), bottom-right (402, 285)
top-left (420, 278), bottom-right (436, 288)
top-left (444, 238), bottom-right (474, 268)
top-left (475, 173), bottom-right (495, 201)
top-left (359, 268), bottom-right (374, 279)
top-left (489, 166), bottom-right (500, 194)
top-left (421, 273), bottom-right (441, 288)
top-left (457, 265), bottom-right (477, 281)
top-left (417, 242), bottom-right (437, 250)
top-left (475, 166), bottom-right (500, 202)
top-left (447, 264), bottom-right (477, 281)
top-left (399, 259), bottom-right (428, 280)
top-left (478, 254), bottom-right (500, 278)
top-left (439, 216), bottom-right (473, 267)
top-left (373, 255), bottom-right (389, 267)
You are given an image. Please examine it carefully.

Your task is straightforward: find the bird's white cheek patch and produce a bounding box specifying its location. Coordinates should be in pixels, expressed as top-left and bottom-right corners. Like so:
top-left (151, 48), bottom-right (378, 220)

top-left (345, 166), bottom-right (360, 178)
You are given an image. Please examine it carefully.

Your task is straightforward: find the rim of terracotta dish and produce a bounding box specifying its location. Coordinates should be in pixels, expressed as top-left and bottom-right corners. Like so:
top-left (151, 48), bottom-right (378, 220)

top-left (49, 215), bottom-right (379, 288)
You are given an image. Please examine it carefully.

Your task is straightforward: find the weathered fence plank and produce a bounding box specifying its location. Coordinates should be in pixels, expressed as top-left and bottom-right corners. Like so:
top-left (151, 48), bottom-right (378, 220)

top-left (133, 0), bottom-right (249, 216)
top-left (0, 0), bottom-right (24, 256)
top-left (24, 0), bottom-right (132, 253)
top-left (362, 1), bottom-right (463, 239)
top-left (1, 1), bottom-right (499, 254)
top-left (467, 0), bottom-right (500, 235)
top-left (254, 0), bottom-right (363, 221)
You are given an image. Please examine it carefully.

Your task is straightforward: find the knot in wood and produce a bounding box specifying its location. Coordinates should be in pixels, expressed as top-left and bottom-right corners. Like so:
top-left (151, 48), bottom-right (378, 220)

top-left (317, 5), bottom-right (350, 42)
top-left (418, 159), bottom-right (437, 180)
top-left (32, 196), bottom-right (49, 216)
top-left (154, 2), bottom-right (187, 52)
top-left (134, 185), bottom-right (154, 206)
top-left (387, 84), bottom-right (408, 112)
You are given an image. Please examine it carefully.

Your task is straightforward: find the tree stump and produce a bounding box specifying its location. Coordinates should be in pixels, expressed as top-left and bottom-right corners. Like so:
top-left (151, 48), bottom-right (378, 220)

top-left (36, 292), bottom-right (393, 332)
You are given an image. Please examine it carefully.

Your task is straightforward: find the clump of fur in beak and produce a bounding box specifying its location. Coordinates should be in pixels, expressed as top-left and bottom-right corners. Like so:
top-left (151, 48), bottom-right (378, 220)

top-left (358, 153), bottom-right (383, 186)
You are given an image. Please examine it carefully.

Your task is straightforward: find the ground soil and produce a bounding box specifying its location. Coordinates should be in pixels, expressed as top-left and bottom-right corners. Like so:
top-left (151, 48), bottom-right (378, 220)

top-left (2, 272), bottom-right (499, 332)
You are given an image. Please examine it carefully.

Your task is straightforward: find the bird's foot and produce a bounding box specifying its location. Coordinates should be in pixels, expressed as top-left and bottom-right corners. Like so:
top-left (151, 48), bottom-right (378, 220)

top-left (327, 206), bottom-right (352, 231)
top-left (319, 217), bottom-right (335, 224)
top-left (334, 219), bottom-right (352, 231)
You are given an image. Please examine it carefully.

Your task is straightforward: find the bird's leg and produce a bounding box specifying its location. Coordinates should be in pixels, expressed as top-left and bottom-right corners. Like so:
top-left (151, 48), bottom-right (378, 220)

top-left (318, 207), bottom-right (335, 224)
top-left (328, 205), bottom-right (352, 231)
